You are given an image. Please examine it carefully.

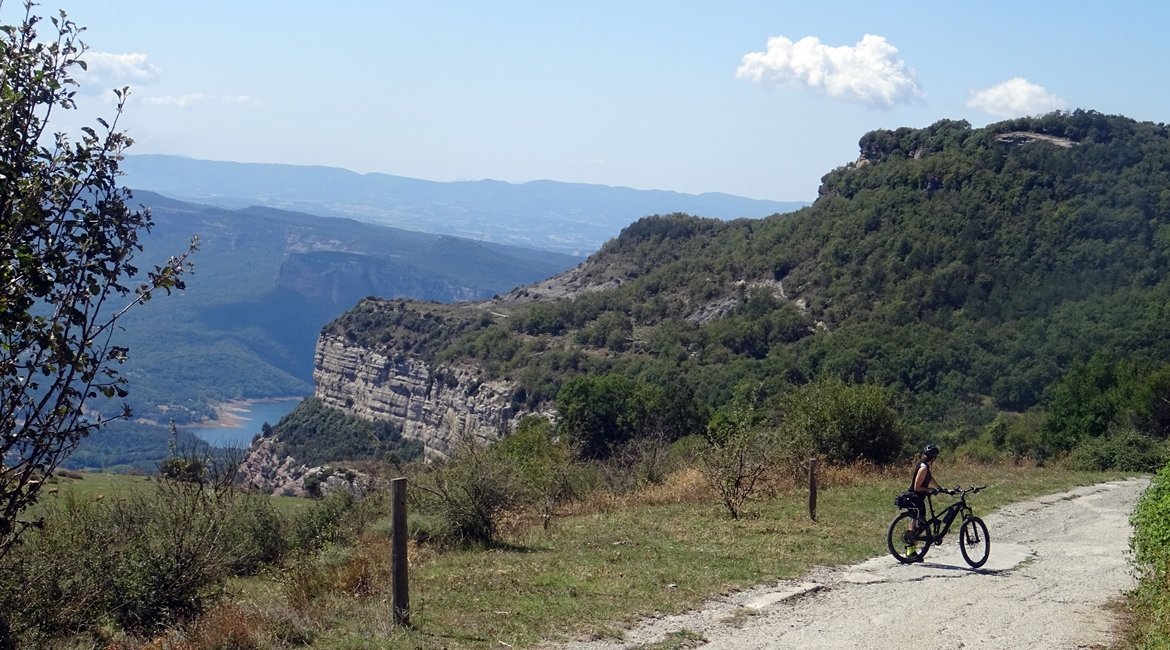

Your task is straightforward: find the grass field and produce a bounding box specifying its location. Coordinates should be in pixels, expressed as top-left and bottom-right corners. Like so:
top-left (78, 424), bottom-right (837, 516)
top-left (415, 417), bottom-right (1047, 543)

top-left (38, 470), bottom-right (311, 515)
top-left (160, 461), bottom-right (1135, 649)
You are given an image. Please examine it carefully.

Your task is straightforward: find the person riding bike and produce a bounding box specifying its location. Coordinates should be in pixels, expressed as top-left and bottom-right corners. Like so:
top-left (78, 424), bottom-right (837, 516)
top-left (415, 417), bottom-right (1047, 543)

top-left (904, 444), bottom-right (942, 561)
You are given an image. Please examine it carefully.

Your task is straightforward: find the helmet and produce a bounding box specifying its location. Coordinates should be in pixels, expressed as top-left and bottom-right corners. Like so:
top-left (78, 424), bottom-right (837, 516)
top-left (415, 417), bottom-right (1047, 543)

top-left (923, 444), bottom-right (940, 459)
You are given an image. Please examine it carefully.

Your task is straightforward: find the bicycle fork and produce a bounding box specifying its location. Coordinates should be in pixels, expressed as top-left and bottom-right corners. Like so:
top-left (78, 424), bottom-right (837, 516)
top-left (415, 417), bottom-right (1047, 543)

top-left (960, 512), bottom-right (983, 545)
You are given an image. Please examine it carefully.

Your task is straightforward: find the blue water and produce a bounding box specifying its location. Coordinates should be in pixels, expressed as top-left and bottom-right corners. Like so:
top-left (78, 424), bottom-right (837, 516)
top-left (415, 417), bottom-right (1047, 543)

top-left (190, 398), bottom-right (303, 448)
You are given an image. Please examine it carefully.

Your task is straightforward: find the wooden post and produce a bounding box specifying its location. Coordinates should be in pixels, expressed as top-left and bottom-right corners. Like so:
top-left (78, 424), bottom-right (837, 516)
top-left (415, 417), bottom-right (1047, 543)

top-left (391, 477), bottom-right (410, 626)
top-left (808, 458), bottom-right (818, 521)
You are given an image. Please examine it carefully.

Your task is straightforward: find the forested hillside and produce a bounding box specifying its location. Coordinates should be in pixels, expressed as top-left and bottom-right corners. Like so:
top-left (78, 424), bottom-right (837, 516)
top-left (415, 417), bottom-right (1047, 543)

top-left (320, 111), bottom-right (1170, 468)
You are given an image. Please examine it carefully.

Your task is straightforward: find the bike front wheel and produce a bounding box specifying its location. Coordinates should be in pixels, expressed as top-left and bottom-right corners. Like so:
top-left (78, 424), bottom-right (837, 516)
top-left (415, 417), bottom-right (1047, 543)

top-left (887, 512), bottom-right (931, 564)
top-left (959, 515), bottom-right (990, 568)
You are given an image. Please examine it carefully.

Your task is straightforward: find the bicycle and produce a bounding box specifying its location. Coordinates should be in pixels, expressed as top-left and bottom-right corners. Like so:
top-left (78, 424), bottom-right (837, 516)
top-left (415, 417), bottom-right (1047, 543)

top-left (887, 485), bottom-right (990, 568)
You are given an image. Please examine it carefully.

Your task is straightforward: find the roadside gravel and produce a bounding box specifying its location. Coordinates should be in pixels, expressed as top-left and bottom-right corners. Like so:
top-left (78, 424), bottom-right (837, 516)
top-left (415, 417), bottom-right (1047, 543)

top-left (563, 478), bottom-right (1147, 650)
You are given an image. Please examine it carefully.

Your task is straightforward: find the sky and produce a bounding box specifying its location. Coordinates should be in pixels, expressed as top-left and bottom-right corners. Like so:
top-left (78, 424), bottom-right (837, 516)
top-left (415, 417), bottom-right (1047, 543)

top-left (27, 1), bottom-right (1170, 202)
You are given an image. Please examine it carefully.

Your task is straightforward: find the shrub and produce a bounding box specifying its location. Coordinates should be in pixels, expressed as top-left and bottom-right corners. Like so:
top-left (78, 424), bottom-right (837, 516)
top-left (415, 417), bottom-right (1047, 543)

top-left (1066, 430), bottom-right (1166, 472)
top-left (410, 437), bottom-right (525, 546)
top-left (0, 465), bottom-right (292, 646)
top-left (290, 491), bottom-right (359, 550)
top-left (495, 416), bottom-right (588, 527)
top-left (1128, 464), bottom-right (1170, 647)
top-left (779, 378), bottom-right (905, 465)
top-left (955, 436), bottom-right (1004, 464)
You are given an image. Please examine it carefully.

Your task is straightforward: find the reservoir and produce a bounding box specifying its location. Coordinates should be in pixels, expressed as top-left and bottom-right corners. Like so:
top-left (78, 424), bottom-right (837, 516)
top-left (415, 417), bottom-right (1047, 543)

top-left (190, 398), bottom-right (304, 448)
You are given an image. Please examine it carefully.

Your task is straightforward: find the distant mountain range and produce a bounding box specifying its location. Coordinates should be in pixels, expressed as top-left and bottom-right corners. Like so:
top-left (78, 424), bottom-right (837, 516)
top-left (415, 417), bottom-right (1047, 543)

top-left (121, 155), bottom-right (807, 256)
top-left (68, 192), bottom-right (579, 470)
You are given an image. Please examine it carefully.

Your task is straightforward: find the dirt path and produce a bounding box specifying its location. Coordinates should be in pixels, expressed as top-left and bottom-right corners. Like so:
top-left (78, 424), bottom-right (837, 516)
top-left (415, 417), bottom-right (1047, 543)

top-left (566, 478), bottom-right (1147, 649)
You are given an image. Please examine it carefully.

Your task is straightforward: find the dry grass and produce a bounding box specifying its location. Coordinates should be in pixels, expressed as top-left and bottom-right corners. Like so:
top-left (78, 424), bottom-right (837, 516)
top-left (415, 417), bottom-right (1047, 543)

top-left (81, 460), bottom-right (1130, 649)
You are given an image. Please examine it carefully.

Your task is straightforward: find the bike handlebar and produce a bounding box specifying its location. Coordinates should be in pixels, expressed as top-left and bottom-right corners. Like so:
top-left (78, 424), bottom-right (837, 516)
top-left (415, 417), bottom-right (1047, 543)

top-left (935, 486), bottom-right (987, 496)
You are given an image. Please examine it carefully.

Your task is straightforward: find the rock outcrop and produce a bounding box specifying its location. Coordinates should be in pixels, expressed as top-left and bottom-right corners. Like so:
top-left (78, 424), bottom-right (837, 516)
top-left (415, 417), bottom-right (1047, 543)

top-left (239, 437), bottom-right (371, 497)
top-left (311, 333), bottom-right (518, 459)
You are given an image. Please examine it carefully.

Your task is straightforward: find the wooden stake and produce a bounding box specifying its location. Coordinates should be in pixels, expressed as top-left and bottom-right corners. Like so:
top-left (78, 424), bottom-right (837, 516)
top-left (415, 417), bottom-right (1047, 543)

top-left (391, 477), bottom-right (410, 626)
top-left (808, 458), bottom-right (818, 521)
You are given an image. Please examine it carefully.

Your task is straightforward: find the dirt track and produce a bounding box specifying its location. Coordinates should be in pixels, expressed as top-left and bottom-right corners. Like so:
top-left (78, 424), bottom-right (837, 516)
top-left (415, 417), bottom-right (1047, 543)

top-left (565, 478), bottom-right (1147, 649)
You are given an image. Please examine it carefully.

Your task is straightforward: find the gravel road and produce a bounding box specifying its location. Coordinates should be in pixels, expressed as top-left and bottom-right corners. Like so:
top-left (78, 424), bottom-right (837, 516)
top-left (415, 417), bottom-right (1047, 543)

top-left (564, 478), bottom-right (1148, 650)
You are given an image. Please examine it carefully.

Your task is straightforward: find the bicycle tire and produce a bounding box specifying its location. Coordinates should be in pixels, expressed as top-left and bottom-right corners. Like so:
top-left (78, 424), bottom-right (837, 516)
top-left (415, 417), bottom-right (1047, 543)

top-left (887, 512), bottom-right (931, 564)
top-left (959, 516), bottom-right (990, 568)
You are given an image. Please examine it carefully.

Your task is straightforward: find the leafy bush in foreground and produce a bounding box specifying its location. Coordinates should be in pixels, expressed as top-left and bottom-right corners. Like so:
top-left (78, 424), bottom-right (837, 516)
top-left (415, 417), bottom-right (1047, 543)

top-left (0, 467), bottom-right (289, 647)
top-left (1128, 464), bottom-right (1170, 647)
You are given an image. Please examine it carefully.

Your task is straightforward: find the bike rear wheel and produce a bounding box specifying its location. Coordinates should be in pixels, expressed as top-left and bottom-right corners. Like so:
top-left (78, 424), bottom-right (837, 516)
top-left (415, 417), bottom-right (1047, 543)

top-left (959, 515), bottom-right (990, 568)
top-left (887, 512), bottom-right (931, 564)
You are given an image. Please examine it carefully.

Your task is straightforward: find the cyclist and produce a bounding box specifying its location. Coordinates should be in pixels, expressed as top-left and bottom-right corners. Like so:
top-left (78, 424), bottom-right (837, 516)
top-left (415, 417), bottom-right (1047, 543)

top-left (904, 444), bottom-right (942, 561)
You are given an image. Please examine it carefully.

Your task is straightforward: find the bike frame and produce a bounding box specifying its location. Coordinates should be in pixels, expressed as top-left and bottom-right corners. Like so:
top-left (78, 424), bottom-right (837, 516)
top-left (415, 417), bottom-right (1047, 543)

top-left (917, 492), bottom-right (974, 543)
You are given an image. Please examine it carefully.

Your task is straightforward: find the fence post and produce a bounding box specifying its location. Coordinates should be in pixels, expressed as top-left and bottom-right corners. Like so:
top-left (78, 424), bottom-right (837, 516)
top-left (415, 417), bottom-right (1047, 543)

top-left (808, 458), bottom-right (818, 521)
top-left (391, 477), bottom-right (410, 626)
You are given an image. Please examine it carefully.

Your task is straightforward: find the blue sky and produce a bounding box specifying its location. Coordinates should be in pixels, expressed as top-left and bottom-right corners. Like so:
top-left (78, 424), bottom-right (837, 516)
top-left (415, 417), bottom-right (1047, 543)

top-left (36, 1), bottom-right (1170, 202)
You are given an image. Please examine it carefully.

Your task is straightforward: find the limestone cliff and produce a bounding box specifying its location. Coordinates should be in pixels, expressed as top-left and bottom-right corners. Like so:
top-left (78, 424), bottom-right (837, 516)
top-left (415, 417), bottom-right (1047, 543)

top-left (311, 333), bottom-right (518, 459)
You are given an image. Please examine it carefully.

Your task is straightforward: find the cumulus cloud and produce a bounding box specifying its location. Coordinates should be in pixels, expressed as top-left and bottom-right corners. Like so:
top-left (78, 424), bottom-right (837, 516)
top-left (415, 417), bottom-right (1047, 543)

top-left (736, 34), bottom-right (923, 108)
top-left (76, 52), bottom-right (159, 93)
top-left (967, 77), bottom-right (1067, 117)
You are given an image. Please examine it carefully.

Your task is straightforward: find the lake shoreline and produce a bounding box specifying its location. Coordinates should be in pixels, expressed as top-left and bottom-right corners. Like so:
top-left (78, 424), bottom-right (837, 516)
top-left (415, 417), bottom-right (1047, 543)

top-left (195, 396), bottom-right (306, 430)
top-left (187, 398), bottom-right (306, 448)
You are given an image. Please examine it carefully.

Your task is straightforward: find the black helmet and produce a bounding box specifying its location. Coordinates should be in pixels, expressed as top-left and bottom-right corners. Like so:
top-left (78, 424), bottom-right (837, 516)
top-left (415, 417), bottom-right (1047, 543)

top-left (923, 444), bottom-right (940, 459)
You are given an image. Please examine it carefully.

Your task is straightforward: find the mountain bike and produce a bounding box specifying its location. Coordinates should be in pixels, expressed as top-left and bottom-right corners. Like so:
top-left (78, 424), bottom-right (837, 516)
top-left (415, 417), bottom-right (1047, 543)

top-left (887, 486), bottom-right (990, 568)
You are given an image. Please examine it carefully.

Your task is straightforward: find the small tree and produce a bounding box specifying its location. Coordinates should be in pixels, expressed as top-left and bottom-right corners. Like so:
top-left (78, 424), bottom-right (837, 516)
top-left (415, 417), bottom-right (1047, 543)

top-left (700, 398), bottom-right (784, 519)
top-left (0, 3), bottom-right (195, 558)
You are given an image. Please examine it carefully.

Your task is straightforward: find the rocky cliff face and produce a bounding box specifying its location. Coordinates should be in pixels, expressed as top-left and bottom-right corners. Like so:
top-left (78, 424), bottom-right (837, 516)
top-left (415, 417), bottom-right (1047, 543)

top-left (312, 333), bottom-right (518, 459)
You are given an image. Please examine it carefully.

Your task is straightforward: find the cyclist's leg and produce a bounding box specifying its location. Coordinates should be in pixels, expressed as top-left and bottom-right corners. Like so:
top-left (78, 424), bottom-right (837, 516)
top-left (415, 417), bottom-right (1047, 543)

top-left (904, 496), bottom-right (927, 555)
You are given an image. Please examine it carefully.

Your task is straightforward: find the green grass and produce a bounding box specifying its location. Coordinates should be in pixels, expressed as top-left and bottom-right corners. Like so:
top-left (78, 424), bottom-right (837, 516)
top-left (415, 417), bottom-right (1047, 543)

top-left (198, 462), bottom-right (1132, 649)
top-left (35, 471), bottom-right (154, 506)
top-left (32, 470), bottom-right (313, 517)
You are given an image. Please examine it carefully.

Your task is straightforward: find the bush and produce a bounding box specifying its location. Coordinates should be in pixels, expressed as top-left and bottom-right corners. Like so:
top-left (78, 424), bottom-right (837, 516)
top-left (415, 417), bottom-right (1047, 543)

top-left (290, 491), bottom-right (359, 550)
top-left (0, 469), bottom-right (291, 646)
top-left (955, 436), bottom-right (1004, 464)
top-left (409, 437), bottom-right (525, 546)
top-left (1128, 464), bottom-right (1170, 647)
top-left (495, 416), bottom-right (588, 527)
top-left (1066, 431), bottom-right (1166, 472)
top-left (779, 378), bottom-right (905, 465)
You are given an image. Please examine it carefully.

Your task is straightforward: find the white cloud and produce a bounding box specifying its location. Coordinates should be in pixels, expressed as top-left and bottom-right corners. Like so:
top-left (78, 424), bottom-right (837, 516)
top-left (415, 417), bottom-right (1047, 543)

top-left (221, 95), bottom-right (261, 106)
top-left (76, 52), bottom-right (159, 93)
top-left (139, 94), bottom-right (260, 108)
top-left (736, 34), bottom-right (923, 108)
top-left (967, 77), bottom-right (1067, 117)
top-left (142, 93), bottom-right (207, 108)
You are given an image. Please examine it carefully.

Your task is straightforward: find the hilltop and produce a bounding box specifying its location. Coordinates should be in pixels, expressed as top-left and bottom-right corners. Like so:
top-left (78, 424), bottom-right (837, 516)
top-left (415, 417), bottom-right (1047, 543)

top-left (277, 110), bottom-right (1170, 467)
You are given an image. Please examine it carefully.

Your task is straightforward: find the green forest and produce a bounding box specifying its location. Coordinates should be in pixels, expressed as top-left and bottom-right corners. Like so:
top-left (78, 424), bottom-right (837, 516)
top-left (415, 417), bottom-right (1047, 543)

top-left (320, 111), bottom-right (1170, 470)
